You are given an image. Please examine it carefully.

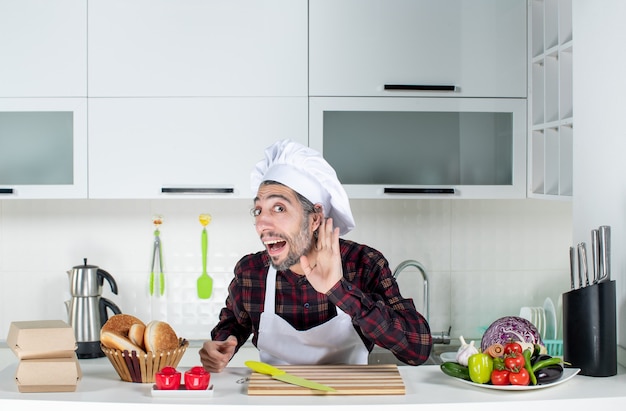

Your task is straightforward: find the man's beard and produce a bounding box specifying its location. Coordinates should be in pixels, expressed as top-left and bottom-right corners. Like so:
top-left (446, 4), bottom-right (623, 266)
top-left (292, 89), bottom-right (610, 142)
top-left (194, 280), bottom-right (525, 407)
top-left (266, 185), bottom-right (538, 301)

top-left (270, 218), bottom-right (315, 271)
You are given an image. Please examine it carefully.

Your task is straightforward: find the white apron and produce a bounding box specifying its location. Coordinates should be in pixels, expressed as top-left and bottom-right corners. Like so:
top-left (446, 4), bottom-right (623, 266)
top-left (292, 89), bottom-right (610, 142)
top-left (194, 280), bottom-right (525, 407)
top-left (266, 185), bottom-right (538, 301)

top-left (257, 266), bottom-right (369, 365)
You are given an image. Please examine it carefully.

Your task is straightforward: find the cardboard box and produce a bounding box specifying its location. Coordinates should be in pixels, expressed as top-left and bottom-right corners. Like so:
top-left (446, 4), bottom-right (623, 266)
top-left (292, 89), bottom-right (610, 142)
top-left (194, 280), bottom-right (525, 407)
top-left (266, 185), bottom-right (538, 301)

top-left (15, 356), bottom-right (82, 393)
top-left (7, 320), bottom-right (77, 360)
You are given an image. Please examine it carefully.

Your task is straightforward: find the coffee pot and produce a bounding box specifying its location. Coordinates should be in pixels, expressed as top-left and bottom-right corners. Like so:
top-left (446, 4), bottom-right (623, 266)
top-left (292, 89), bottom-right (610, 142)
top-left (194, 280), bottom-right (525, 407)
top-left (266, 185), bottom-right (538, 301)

top-left (65, 258), bottom-right (122, 359)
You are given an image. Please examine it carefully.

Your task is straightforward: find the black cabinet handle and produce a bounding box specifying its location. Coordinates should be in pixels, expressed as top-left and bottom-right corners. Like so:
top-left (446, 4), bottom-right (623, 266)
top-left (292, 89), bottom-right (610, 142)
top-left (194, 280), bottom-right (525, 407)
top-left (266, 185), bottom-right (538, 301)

top-left (161, 187), bottom-right (234, 194)
top-left (0, 188), bottom-right (14, 194)
top-left (384, 84), bottom-right (456, 92)
top-left (384, 188), bottom-right (455, 194)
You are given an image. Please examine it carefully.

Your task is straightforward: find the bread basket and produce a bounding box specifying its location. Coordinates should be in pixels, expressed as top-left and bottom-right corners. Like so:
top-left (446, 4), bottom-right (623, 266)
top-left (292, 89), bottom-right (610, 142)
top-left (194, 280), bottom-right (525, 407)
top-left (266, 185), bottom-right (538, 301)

top-left (101, 338), bottom-right (189, 383)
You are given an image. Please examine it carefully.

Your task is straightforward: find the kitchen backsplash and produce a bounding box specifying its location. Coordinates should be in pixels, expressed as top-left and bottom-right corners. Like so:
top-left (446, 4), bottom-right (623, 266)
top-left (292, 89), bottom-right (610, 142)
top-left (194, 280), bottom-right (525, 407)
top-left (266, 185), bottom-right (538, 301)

top-left (0, 198), bottom-right (572, 343)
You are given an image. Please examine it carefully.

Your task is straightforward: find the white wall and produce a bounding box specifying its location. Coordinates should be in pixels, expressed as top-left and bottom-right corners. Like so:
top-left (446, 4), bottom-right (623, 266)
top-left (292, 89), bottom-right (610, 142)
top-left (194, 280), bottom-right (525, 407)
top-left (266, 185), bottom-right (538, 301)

top-left (573, 0), bottom-right (626, 364)
top-left (0, 198), bottom-right (571, 344)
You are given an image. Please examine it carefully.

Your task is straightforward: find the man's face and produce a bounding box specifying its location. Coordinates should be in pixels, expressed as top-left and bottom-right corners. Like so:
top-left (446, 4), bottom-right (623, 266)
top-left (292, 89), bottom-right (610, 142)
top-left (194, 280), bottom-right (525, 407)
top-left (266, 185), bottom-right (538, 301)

top-left (252, 184), bottom-right (316, 271)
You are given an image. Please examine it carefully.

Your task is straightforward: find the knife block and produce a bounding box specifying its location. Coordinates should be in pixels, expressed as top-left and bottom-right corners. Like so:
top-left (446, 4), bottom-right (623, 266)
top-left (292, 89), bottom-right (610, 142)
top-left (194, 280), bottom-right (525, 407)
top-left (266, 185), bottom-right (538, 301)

top-left (562, 280), bottom-right (617, 377)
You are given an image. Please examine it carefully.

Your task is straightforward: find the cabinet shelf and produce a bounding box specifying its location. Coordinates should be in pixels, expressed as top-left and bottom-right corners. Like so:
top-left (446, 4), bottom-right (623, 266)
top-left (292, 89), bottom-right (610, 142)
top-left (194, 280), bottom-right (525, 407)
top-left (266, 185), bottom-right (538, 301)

top-left (528, 0), bottom-right (573, 198)
top-left (532, 118), bottom-right (573, 131)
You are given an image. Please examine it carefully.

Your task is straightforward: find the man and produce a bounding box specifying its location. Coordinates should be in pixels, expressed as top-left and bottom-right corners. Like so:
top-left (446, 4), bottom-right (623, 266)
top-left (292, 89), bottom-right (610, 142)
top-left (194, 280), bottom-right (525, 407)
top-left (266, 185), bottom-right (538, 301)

top-left (199, 139), bottom-right (431, 372)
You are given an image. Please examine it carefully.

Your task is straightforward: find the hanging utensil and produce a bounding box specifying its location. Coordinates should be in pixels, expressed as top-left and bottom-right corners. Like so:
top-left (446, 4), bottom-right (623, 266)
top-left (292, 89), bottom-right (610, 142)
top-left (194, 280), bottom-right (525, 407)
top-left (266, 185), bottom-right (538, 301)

top-left (197, 213), bottom-right (213, 299)
top-left (150, 215), bottom-right (165, 296)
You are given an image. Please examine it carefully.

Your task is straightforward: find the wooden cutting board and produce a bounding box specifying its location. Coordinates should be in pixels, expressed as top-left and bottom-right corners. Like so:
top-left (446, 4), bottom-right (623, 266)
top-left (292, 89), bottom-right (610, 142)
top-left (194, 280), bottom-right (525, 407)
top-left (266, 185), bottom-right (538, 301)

top-left (247, 364), bottom-right (405, 396)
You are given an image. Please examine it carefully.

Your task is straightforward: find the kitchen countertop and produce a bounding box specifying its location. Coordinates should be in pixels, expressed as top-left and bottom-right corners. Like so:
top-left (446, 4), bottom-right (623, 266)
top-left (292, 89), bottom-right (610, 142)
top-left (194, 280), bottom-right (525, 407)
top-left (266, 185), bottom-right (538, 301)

top-left (1, 348), bottom-right (626, 410)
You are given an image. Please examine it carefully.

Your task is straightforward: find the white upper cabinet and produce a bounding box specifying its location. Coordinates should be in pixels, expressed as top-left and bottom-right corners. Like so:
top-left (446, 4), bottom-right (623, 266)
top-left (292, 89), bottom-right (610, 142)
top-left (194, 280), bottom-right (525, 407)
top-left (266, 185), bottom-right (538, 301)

top-left (310, 97), bottom-right (527, 199)
top-left (309, 0), bottom-right (527, 98)
top-left (0, 98), bottom-right (88, 198)
top-left (0, 0), bottom-right (87, 97)
top-left (88, 98), bottom-right (308, 199)
top-left (88, 0), bottom-right (307, 97)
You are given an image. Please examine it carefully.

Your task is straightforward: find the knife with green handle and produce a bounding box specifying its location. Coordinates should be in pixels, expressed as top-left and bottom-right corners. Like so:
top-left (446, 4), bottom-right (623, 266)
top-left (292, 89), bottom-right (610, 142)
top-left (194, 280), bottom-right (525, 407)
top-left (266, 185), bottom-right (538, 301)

top-left (245, 361), bottom-right (336, 392)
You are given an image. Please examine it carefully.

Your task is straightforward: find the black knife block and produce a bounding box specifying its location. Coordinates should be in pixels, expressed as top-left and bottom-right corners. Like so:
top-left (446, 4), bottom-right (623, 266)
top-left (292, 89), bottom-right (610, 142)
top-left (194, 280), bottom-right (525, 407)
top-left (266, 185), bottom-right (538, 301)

top-left (562, 280), bottom-right (617, 377)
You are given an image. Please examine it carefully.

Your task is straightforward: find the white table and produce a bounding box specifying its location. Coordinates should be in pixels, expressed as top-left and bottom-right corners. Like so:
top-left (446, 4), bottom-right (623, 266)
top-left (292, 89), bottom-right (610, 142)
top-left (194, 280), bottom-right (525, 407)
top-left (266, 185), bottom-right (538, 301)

top-left (1, 354), bottom-right (626, 411)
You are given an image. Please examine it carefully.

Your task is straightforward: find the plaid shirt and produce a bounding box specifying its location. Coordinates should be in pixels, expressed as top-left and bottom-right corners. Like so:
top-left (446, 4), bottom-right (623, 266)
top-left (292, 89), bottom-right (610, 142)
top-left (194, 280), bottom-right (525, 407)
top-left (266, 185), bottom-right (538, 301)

top-left (211, 239), bottom-right (432, 365)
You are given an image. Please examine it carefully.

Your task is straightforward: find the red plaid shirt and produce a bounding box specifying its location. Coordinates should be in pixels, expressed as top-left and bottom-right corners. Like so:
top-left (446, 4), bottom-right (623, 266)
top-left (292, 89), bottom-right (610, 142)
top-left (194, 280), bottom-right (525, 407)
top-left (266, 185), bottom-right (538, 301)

top-left (211, 239), bottom-right (432, 365)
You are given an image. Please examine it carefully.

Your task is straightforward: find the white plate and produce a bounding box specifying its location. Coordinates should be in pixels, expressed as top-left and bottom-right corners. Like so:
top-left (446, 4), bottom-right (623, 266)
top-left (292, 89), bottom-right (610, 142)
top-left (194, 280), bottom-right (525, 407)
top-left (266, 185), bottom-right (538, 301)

top-left (519, 307), bottom-right (532, 322)
top-left (448, 368), bottom-right (580, 391)
top-left (440, 352), bottom-right (457, 363)
top-left (556, 295), bottom-right (563, 339)
top-left (544, 297), bottom-right (557, 340)
top-left (151, 384), bottom-right (214, 398)
top-left (534, 306), bottom-right (546, 338)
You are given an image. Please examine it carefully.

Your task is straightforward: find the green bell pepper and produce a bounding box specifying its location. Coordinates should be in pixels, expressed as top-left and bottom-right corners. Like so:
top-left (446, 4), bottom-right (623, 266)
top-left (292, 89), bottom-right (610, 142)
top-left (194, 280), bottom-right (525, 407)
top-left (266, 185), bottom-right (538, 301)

top-left (468, 353), bottom-right (494, 384)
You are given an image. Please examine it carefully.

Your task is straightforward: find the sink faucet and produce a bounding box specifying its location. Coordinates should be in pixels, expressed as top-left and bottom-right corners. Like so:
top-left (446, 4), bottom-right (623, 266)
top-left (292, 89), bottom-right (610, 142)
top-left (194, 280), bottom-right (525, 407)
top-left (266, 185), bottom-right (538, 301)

top-left (392, 259), bottom-right (450, 345)
top-left (392, 260), bottom-right (429, 323)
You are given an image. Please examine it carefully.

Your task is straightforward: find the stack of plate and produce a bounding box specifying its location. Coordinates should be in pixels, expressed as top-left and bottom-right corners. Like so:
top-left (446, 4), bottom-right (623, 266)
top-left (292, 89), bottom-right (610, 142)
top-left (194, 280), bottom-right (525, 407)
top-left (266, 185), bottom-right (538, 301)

top-left (519, 298), bottom-right (560, 355)
top-left (543, 297), bottom-right (557, 340)
top-left (519, 298), bottom-right (558, 340)
top-left (519, 306), bottom-right (546, 338)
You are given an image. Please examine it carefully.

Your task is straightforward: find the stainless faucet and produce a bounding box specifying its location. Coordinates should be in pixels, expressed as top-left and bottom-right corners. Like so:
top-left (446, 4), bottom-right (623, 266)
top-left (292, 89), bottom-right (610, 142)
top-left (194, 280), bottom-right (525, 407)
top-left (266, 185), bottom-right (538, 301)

top-left (392, 259), bottom-right (450, 344)
top-left (392, 260), bottom-right (429, 322)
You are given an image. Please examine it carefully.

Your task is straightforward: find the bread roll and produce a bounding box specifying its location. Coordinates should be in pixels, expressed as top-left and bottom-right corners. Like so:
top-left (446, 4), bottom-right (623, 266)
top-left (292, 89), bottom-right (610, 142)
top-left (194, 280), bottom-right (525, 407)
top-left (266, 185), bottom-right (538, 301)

top-left (143, 320), bottom-right (179, 352)
top-left (101, 330), bottom-right (146, 355)
top-left (101, 314), bottom-right (145, 338)
top-left (128, 323), bottom-right (146, 348)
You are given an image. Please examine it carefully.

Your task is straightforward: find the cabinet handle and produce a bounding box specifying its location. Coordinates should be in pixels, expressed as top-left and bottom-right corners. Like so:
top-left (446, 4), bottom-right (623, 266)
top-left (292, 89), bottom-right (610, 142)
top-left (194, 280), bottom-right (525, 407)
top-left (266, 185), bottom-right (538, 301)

top-left (384, 84), bottom-right (456, 92)
top-left (384, 188), bottom-right (455, 194)
top-left (0, 188), bottom-right (14, 194)
top-left (161, 187), bottom-right (234, 194)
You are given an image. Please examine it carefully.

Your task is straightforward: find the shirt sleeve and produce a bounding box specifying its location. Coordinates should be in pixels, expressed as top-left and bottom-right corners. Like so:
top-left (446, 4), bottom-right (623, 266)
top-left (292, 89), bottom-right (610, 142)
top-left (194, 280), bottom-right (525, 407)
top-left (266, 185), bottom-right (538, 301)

top-left (210, 259), bottom-right (255, 350)
top-left (326, 249), bottom-right (432, 366)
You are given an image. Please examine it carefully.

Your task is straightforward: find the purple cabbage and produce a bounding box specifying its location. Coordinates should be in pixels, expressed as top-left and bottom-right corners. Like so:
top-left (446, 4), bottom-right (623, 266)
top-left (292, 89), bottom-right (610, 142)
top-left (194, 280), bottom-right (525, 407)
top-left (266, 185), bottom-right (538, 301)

top-left (480, 316), bottom-right (543, 352)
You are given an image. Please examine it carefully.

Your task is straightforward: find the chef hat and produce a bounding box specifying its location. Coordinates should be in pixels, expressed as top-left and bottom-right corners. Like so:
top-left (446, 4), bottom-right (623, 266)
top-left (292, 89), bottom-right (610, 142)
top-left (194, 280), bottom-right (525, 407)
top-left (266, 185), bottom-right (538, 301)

top-left (251, 139), bottom-right (355, 235)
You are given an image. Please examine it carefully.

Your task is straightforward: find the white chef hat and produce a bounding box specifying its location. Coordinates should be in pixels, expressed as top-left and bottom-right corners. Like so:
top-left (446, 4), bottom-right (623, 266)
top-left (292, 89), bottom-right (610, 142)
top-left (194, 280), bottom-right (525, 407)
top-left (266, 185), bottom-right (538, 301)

top-left (251, 139), bottom-right (355, 235)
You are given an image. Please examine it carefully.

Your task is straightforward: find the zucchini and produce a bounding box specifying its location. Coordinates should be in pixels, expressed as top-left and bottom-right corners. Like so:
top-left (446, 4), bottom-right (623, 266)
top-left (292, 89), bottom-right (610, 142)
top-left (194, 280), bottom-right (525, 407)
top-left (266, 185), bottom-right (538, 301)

top-left (440, 361), bottom-right (471, 381)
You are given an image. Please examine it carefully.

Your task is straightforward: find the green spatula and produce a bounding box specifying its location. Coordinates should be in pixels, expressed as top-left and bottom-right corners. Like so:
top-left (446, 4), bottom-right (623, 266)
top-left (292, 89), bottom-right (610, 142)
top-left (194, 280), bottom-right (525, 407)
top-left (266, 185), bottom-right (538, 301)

top-left (197, 213), bottom-right (213, 299)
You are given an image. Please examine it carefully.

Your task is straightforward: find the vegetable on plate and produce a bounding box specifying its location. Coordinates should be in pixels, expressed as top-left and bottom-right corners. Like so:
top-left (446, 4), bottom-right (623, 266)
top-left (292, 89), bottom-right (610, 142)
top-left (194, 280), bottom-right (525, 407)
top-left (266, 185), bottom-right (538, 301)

top-left (455, 336), bottom-right (479, 366)
top-left (480, 316), bottom-right (543, 352)
top-left (441, 343), bottom-right (565, 387)
top-left (440, 362), bottom-right (471, 381)
top-left (467, 353), bottom-right (493, 384)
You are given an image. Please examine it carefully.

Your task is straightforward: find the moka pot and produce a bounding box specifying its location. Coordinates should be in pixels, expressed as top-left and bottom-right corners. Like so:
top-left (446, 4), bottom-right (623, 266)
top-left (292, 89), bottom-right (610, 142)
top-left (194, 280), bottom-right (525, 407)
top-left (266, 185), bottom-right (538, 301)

top-left (66, 258), bottom-right (122, 358)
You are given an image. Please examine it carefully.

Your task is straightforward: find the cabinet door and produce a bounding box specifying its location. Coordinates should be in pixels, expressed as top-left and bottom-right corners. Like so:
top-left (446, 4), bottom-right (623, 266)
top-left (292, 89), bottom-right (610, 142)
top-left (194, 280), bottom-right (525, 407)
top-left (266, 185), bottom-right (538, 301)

top-left (0, 0), bottom-right (87, 97)
top-left (310, 0), bottom-right (527, 98)
top-left (310, 97), bottom-right (527, 199)
top-left (88, 98), bottom-right (308, 199)
top-left (88, 0), bottom-right (307, 97)
top-left (0, 98), bottom-right (88, 198)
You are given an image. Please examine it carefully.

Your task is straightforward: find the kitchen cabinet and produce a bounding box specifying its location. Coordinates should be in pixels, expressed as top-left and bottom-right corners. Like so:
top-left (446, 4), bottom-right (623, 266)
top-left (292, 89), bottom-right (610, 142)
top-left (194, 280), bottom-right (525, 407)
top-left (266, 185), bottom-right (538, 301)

top-left (88, 98), bottom-right (308, 199)
top-left (87, 0), bottom-right (307, 98)
top-left (0, 98), bottom-right (88, 198)
top-left (0, 0), bottom-right (87, 97)
top-left (86, 0), bottom-right (309, 199)
top-left (529, 0), bottom-right (573, 198)
top-left (309, 0), bottom-right (527, 98)
top-left (310, 97), bottom-right (527, 199)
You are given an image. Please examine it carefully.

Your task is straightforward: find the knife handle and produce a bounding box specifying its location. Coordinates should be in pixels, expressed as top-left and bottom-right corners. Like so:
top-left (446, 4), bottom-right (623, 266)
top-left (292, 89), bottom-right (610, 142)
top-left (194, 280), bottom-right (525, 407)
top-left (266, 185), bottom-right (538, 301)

top-left (599, 225), bottom-right (611, 281)
top-left (577, 243), bottom-right (586, 289)
top-left (591, 229), bottom-right (600, 283)
top-left (582, 243), bottom-right (590, 287)
top-left (569, 246), bottom-right (576, 289)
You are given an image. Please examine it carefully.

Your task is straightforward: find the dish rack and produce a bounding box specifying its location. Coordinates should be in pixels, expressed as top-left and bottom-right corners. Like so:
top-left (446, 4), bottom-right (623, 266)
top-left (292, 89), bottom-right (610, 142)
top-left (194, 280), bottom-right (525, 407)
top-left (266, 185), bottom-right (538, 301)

top-left (544, 339), bottom-right (563, 357)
